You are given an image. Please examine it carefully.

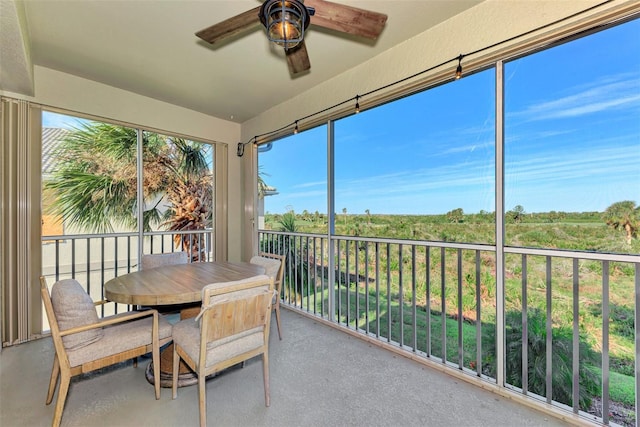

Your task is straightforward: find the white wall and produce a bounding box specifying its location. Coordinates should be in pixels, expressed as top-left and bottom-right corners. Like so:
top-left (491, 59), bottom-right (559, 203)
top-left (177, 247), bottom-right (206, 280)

top-left (4, 66), bottom-right (241, 145)
top-left (1, 66), bottom-right (245, 260)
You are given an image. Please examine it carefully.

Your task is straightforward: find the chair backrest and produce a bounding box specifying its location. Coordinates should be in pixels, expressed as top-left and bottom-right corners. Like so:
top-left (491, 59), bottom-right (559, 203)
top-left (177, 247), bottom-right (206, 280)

top-left (250, 252), bottom-right (285, 293)
top-left (41, 277), bottom-right (64, 354)
top-left (198, 275), bottom-right (274, 345)
top-left (141, 251), bottom-right (188, 270)
top-left (41, 277), bottom-right (105, 370)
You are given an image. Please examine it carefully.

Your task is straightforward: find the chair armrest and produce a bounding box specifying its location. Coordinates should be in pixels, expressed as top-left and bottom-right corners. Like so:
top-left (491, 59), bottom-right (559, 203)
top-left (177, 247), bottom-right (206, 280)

top-left (93, 299), bottom-right (109, 307)
top-left (59, 309), bottom-right (159, 337)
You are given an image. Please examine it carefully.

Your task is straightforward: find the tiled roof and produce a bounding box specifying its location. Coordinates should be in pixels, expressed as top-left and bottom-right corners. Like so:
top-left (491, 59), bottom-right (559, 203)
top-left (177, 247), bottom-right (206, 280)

top-left (42, 127), bottom-right (69, 175)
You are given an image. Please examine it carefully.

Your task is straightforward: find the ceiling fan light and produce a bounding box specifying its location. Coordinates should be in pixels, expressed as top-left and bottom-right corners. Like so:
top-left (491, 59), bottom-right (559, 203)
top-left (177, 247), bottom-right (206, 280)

top-left (268, 21), bottom-right (302, 45)
top-left (260, 0), bottom-right (310, 49)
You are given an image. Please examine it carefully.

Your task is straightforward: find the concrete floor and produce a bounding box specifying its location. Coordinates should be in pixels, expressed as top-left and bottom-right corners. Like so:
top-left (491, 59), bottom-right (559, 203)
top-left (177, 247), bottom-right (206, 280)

top-left (1, 308), bottom-right (571, 427)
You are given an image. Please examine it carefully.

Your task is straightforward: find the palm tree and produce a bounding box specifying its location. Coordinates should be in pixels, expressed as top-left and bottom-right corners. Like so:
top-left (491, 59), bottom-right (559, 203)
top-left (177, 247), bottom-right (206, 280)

top-left (276, 209), bottom-right (306, 301)
top-left (484, 308), bottom-right (600, 410)
top-left (161, 139), bottom-right (213, 259)
top-left (279, 210), bottom-right (297, 233)
top-left (603, 200), bottom-right (640, 244)
top-left (257, 166), bottom-right (269, 199)
top-left (44, 122), bottom-right (212, 259)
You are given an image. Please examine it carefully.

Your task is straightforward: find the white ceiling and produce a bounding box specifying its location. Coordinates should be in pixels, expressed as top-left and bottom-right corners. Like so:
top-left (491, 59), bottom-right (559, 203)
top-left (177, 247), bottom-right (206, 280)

top-left (7, 1), bottom-right (484, 123)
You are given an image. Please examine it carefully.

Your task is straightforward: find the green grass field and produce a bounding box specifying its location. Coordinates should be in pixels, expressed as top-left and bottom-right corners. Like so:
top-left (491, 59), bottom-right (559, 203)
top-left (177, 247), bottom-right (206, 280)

top-left (266, 209), bottom-right (638, 415)
top-left (294, 285), bottom-right (634, 414)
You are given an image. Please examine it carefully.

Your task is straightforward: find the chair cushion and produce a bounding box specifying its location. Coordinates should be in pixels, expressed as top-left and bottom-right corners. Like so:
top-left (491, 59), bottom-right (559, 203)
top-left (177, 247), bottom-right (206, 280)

top-left (172, 319), bottom-right (263, 369)
top-left (67, 313), bottom-right (173, 367)
top-left (51, 279), bottom-right (104, 350)
top-left (249, 256), bottom-right (281, 279)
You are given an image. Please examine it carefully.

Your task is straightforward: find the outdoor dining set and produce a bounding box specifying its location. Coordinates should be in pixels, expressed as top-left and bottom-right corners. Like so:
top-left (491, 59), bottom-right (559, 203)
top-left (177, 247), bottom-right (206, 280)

top-left (39, 252), bottom-right (285, 427)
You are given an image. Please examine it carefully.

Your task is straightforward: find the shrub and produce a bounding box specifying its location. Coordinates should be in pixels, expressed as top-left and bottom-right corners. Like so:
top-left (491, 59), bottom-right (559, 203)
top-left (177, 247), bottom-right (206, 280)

top-left (483, 308), bottom-right (600, 410)
top-left (588, 303), bottom-right (635, 341)
top-left (610, 304), bottom-right (635, 340)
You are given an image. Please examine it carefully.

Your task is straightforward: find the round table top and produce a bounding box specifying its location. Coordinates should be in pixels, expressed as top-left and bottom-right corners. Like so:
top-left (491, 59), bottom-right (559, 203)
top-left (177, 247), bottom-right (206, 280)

top-left (104, 261), bottom-right (266, 306)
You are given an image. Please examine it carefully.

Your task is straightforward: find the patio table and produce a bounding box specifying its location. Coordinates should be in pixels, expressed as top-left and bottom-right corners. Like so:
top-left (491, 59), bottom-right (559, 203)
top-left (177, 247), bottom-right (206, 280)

top-left (104, 261), bottom-right (265, 387)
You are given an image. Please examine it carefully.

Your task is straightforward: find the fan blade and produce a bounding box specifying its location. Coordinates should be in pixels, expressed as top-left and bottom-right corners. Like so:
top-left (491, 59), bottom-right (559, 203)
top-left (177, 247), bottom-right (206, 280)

top-left (195, 6), bottom-right (261, 44)
top-left (304, 0), bottom-right (387, 40)
top-left (286, 42), bottom-right (311, 75)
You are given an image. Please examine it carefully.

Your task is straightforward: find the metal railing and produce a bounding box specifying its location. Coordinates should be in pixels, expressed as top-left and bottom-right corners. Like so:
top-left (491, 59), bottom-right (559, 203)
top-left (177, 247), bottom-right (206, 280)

top-left (39, 227), bottom-right (638, 425)
top-left (259, 229), bottom-right (639, 426)
top-left (41, 229), bottom-right (212, 319)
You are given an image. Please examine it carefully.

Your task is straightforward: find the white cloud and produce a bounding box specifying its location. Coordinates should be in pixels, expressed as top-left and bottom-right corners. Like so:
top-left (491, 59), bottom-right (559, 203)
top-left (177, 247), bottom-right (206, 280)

top-left (512, 74), bottom-right (640, 122)
top-left (292, 180), bottom-right (326, 189)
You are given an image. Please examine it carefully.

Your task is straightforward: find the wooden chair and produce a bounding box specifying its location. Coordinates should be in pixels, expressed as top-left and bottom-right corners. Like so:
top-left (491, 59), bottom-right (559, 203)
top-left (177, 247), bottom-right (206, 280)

top-left (141, 251), bottom-right (188, 270)
top-left (140, 251), bottom-right (190, 315)
top-left (250, 252), bottom-right (286, 340)
top-left (40, 276), bottom-right (173, 427)
top-left (171, 275), bottom-right (274, 427)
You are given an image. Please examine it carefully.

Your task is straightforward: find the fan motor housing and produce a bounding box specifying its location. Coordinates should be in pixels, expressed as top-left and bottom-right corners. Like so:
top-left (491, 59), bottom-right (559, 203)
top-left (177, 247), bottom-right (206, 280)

top-left (259, 0), bottom-right (312, 49)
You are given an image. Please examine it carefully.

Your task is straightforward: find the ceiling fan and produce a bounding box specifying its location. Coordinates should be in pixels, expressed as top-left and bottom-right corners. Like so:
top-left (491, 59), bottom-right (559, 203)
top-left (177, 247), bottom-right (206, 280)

top-left (195, 0), bottom-right (387, 75)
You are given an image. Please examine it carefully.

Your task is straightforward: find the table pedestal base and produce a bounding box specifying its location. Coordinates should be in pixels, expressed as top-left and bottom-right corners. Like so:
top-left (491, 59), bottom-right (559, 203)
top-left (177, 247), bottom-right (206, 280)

top-left (146, 305), bottom-right (201, 388)
top-left (145, 343), bottom-right (197, 388)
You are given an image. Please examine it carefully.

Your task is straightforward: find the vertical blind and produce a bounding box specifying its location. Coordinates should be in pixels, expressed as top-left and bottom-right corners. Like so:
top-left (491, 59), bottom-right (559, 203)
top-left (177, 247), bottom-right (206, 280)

top-left (1, 97), bottom-right (43, 346)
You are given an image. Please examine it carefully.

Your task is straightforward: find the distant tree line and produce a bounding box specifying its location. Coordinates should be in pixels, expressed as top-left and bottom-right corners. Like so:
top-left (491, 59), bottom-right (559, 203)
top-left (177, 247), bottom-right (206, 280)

top-left (265, 200), bottom-right (639, 244)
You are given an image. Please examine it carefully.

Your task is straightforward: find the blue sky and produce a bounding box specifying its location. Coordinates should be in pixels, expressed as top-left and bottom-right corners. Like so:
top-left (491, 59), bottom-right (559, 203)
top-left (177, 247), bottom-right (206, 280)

top-left (43, 112), bottom-right (87, 129)
top-left (259, 18), bottom-right (640, 215)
